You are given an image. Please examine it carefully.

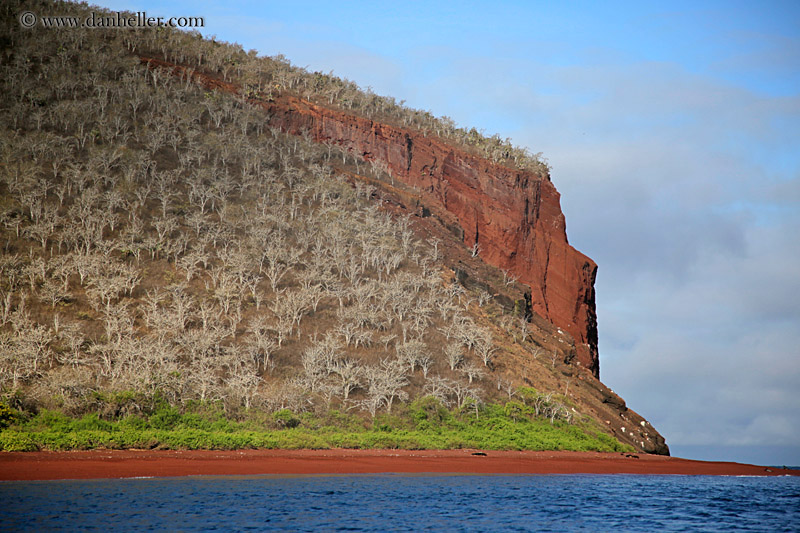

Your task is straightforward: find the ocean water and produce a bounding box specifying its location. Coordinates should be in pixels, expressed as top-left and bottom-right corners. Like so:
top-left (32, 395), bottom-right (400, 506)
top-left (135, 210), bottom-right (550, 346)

top-left (2, 474), bottom-right (798, 532)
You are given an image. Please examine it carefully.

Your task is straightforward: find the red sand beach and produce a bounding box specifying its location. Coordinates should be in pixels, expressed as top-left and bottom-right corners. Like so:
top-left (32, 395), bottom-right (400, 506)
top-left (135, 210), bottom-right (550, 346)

top-left (1, 449), bottom-right (797, 481)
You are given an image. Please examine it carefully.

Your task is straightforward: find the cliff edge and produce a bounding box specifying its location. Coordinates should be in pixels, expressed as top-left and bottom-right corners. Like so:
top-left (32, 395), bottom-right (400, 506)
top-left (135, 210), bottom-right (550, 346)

top-left (266, 95), bottom-right (600, 376)
top-left (141, 56), bottom-right (600, 376)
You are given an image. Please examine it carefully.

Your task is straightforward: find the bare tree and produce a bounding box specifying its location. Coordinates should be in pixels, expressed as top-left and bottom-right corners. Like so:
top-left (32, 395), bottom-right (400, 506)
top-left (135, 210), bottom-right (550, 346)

top-left (335, 320), bottom-right (360, 347)
top-left (497, 378), bottom-right (517, 399)
top-left (224, 369), bottom-right (262, 411)
top-left (246, 316), bottom-right (277, 372)
top-left (102, 301), bottom-right (135, 345)
top-left (530, 347), bottom-right (544, 361)
top-left (86, 272), bottom-right (128, 311)
top-left (39, 277), bottom-right (71, 308)
top-left (55, 322), bottom-right (86, 368)
top-left (475, 333), bottom-right (497, 368)
top-left (330, 358), bottom-right (363, 400)
top-left (518, 319), bottom-right (531, 344)
top-left (362, 359), bottom-right (408, 414)
top-left (477, 290), bottom-right (492, 307)
top-left (261, 235), bottom-right (300, 292)
top-left (460, 362), bottom-right (485, 384)
top-left (426, 237), bottom-right (441, 262)
top-left (451, 380), bottom-right (482, 410)
top-left (418, 353), bottom-right (433, 378)
top-left (300, 342), bottom-right (332, 393)
top-left (396, 339), bottom-right (426, 373)
top-left (0, 324), bottom-right (53, 390)
top-left (502, 269), bottom-right (518, 287)
top-left (271, 289), bottom-right (309, 340)
top-left (423, 376), bottom-right (455, 407)
top-left (445, 342), bottom-right (464, 371)
top-left (470, 242), bottom-right (480, 258)
top-left (186, 355), bottom-right (223, 403)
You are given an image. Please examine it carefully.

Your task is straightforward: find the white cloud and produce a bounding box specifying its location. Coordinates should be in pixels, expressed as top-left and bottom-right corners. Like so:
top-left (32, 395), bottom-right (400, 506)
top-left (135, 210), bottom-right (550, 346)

top-left (468, 57), bottom-right (800, 453)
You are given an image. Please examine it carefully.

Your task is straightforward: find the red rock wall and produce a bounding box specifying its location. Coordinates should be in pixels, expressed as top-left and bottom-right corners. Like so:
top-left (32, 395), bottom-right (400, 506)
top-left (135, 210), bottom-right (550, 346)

top-left (138, 57), bottom-right (599, 375)
top-left (266, 97), bottom-right (599, 376)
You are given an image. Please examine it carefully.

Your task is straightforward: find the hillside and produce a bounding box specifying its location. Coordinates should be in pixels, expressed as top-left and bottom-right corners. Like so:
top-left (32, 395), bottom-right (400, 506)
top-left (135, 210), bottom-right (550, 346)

top-left (0, 0), bottom-right (667, 454)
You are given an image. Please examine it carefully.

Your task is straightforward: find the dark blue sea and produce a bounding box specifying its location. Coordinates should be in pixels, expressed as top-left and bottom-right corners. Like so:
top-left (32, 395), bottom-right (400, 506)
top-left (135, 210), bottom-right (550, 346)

top-left (2, 474), bottom-right (798, 531)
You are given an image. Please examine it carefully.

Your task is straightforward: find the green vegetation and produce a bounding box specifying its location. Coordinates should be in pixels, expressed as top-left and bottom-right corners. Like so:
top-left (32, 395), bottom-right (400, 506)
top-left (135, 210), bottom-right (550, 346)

top-left (0, 397), bottom-right (632, 453)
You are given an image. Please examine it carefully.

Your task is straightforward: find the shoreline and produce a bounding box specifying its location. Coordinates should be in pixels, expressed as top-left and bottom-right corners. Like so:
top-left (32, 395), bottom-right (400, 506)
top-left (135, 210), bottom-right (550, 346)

top-left (2, 449), bottom-right (798, 481)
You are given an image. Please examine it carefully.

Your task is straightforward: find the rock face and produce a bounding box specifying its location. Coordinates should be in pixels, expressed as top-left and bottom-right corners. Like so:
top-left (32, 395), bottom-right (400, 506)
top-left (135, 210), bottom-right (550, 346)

top-left (139, 57), bottom-right (599, 376)
top-left (266, 96), bottom-right (600, 376)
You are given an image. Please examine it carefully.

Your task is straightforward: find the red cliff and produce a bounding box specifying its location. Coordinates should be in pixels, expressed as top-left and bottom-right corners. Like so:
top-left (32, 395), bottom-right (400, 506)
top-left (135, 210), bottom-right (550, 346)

top-left (139, 57), bottom-right (600, 376)
top-left (266, 96), bottom-right (599, 376)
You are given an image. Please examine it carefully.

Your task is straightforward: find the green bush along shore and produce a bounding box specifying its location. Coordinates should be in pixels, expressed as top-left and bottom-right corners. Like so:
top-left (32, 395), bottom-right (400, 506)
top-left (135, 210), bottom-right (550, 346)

top-left (0, 395), bottom-right (631, 453)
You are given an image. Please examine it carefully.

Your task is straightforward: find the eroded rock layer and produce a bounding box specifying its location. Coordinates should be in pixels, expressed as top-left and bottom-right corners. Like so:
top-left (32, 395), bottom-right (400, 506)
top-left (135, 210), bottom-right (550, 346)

top-left (266, 96), bottom-right (600, 376)
top-left (139, 57), bottom-right (600, 376)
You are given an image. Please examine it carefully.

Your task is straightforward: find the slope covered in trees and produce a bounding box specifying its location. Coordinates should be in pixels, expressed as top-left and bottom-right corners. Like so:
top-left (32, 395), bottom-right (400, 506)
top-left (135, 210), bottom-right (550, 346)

top-left (0, 0), bottom-right (667, 454)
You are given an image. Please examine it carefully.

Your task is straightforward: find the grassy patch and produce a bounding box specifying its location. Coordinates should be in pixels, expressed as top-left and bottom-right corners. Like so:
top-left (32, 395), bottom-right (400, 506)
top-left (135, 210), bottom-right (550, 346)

top-left (0, 398), bottom-right (633, 453)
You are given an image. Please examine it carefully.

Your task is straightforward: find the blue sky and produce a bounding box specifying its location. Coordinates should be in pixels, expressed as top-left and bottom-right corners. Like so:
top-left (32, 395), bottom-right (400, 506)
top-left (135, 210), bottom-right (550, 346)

top-left (102, 0), bottom-right (800, 465)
